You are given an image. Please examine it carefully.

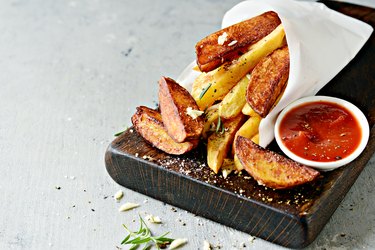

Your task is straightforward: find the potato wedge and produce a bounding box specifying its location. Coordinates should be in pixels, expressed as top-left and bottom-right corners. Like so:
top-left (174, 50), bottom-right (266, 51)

top-left (207, 114), bottom-right (245, 173)
top-left (234, 154), bottom-right (244, 172)
top-left (202, 104), bottom-right (219, 139)
top-left (221, 158), bottom-right (236, 179)
top-left (246, 46), bottom-right (289, 118)
top-left (251, 133), bottom-right (260, 144)
top-left (131, 106), bottom-right (198, 155)
top-left (196, 11), bottom-right (281, 72)
top-left (193, 25), bottom-right (286, 110)
top-left (218, 74), bottom-right (249, 119)
top-left (235, 136), bottom-right (319, 189)
top-left (159, 76), bottom-right (204, 142)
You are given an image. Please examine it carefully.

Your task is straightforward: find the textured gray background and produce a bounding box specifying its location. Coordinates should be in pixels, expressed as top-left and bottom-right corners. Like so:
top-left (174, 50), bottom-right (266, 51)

top-left (0, 0), bottom-right (374, 249)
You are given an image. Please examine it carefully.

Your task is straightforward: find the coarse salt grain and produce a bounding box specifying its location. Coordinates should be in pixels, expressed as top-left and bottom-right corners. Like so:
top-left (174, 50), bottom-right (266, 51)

top-left (114, 190), bottom-right (123, 200)
top-left (228, 40), bottom-right (238, 46)
top-left (217, 32), bottom-right (228, 45)
top-left (169, 238), bottom-right (188, 249)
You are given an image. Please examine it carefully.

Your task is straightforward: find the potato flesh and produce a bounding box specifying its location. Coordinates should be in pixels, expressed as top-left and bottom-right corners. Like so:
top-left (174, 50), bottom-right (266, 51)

top-left (207, 114), bottom-right (245, 173)
top-left (219, 75), bottom-right (249, 119)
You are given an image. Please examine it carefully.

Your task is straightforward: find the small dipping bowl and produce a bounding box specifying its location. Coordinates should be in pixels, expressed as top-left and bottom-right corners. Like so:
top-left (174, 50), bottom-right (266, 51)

top-left (274, 96), bottom-right (369, 171)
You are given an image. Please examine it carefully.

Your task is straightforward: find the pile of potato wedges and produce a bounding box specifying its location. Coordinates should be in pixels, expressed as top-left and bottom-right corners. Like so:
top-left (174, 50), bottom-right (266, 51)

top-left (131, 11), bottom-right (320, 190)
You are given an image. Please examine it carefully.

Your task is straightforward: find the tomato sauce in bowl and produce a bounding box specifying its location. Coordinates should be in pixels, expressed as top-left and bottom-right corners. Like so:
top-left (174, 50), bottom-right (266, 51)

top-left (274, 96), bottom-right (369, 171)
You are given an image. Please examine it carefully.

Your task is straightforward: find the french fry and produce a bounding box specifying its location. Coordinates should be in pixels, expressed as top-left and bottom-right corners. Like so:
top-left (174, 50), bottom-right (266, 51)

top-left (235, 136), bottom-right (320, 189)
top-left (218, 74), bottom-right (250, 119)
top-left (202, 104), bottom-right (219, 139)
top-left (232, 115), bottom-right (261, 155)
top-left (193, 25), bottom-right (286, 110)
top-left (242, 103), bottom-right (260, 117)
top-left (234, 154), bottom-right (244, 172)
top-left (207, 114), bottom-right (245, 173)
top-left (251, 133), bottom-right (260, 144)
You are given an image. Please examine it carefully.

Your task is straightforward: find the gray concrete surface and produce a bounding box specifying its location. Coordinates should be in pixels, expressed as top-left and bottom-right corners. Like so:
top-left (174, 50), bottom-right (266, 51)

top-left (0, 0), bottom-right (374, 249)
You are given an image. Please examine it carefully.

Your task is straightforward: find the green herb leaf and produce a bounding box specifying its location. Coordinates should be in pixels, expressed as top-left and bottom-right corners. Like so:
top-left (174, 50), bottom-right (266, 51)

top-left (114, 130), bottom-right (125, 137)
top-left (121, 215), bottom-right (175, 249)
top-left (216, 116), bottom-right (222, 133)
top-left (199, 83), bottom-right (212, 99)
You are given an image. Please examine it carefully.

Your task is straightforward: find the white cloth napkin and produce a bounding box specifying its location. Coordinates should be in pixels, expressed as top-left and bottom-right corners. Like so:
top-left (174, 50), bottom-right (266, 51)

top-left (177, 0), bottom-right (373, 147)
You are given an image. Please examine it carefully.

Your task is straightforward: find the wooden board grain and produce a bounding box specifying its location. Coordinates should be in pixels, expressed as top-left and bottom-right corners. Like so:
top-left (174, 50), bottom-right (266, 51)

top-left (105, 1), bottom-right (375, 248)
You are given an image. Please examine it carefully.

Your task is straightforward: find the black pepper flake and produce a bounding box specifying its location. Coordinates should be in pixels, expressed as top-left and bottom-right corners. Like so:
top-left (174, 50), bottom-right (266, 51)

top-left (91, 209), bottom-right (95, 212)
top-left (55, 186), bottom-right (61, 190)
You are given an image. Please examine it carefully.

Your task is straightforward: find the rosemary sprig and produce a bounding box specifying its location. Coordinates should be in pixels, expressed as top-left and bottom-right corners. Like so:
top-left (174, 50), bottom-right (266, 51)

top-left (199, 83), bottom-right (212, 99)
top-left (216, 116), bottom-right (225, 134)
top-left (121, 215), bottom-right (174, 250)
top-left (114, 130), bottom-right (125, 137)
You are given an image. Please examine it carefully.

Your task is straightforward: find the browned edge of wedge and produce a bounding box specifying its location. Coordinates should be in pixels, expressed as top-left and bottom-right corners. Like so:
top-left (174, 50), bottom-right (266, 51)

top-left (235, 136), bottom-right (319, 189)
top-left (196, 11), bottom-right (281, 72)
top-left (159, 76), bottom-right (204, 143)
top-left (131, 106), bottom-right (199, 155)
top-left (246, 46), bottom-right (290, 118)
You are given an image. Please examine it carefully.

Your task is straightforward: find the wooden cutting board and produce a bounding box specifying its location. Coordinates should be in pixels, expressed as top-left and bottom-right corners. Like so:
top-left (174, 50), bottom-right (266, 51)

top-left (105, 1), bottom-right (375, 248)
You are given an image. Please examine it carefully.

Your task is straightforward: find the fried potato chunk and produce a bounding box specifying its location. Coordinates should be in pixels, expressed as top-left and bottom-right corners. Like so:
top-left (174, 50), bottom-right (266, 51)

top-left (196, 11), bottom-right (281, 72)
top-left (235, 136), bottom-right (319, 189)
top-left (131, 106), bottom-right (198, 155)
top-left (159, 76), bottom-right (204, 143)
top-left (219, 74), bottom-right (249, 119)
top-left (207, 114), bottom-right (245, 173)
top-left (193, 25), bottom-right (286, 110)
top-left (246, 46), bottom-right (289, 118)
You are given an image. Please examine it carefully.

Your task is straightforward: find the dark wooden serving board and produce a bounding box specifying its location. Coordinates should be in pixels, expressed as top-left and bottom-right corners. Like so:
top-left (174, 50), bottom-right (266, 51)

top-left (105, 2), bottom-right (375, 248)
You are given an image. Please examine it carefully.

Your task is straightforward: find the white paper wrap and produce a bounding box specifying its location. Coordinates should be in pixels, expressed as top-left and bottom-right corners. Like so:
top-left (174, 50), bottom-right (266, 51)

top-left (177, 0), bottom-right (373, 147)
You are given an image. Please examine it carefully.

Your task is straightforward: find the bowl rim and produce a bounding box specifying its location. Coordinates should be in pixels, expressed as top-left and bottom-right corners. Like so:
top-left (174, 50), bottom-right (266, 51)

top-left (274, 95), bottom-right (370, 171)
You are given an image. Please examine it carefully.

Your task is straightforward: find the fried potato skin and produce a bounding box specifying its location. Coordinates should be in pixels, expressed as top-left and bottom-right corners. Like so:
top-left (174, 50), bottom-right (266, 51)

top-left (131, 106), bottom-right (198, 155)
top-left (207, 114), bottom-right (245, 173)
top-left (246, 46), bottom-right (290, 118)
top-left (196, 11), bottom-right (281, 72)
top-left (159, 77), bottom-right (204, 142)
top-left (235, 136), bottom-right (319, 189)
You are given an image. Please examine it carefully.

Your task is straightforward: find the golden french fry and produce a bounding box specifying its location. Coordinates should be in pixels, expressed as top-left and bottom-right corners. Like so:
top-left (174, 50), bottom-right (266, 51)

top-left (218, 75), bottom-right (250, 119)
top-left (193, 25), bottom-right (286, 110)
top-left (242, 103), bottom-right (260, 117)
top-left (202, 104), bottom-right (220, 139)
top-left (251, 133), bottom-right (260, 144)
top-left (234, 154), bottom-right (244, 172)
top-left (207, 114), bottom-right (245, 173)
top-left (232, 116), bottom-right (261, 155)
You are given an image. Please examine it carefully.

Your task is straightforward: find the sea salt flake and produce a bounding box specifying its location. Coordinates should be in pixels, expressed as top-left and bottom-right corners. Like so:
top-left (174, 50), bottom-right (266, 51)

top-left (217, 32), bottom-right (228, 45)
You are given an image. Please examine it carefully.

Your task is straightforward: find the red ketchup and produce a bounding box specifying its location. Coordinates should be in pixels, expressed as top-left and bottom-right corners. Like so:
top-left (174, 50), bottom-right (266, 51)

top-left (279, 101), bottom-right (362, 162)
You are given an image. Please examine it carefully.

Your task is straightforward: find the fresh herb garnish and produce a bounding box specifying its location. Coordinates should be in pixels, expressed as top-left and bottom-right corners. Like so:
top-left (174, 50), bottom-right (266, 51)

top-left (121, 215), bottom-right (174, 250)
top-left (216, 116), bottom-right (225, 134)
top-left (199, 83), bottom-right (212, 99)
top-left (114, 130), bottom-right (125, 137)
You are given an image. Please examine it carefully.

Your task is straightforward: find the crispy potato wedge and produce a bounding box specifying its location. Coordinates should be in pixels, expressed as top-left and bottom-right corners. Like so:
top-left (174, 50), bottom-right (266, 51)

top-left (207, 114), bottom-right (245, 173)
top-left (246, 46), bottom-right (289, 118)
top-left (202, 104), bottom-right (219, 139)
top-left (159, 76), bottom-right (204, 142)
top-left (131, 106), bottom-right (198, 155)
top-left (196, 11), bottom-right (281, 72)
top-left (219, 74), bottom-right (249, 119)
top-left (235, 136), bottom-right (319, 189)
top-left (193, 25), bottom-right (286, 110)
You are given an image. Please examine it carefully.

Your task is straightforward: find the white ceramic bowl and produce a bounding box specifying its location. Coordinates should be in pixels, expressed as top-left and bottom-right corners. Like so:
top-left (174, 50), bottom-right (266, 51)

top-left (274, 96), bottom-right (370, 171)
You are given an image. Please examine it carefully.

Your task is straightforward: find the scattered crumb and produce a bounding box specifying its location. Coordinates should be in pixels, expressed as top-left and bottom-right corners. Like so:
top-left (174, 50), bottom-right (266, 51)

top-left (203, 240), bottom-right (211, 250)
top-left (186, 107), bottom-right (204, 119)
top-left (249, 236), bottom-right (255, 243)
top-left (169, 238), bottom-right (188, 249)
top-left (114, 190), bottom-right (124, 201)
top-left (135, 153), bottom-right (139, 157)
top-left (145, 214), bottom-right (162, 224)
top-left (218, 32), bottom-right (228, 45)
top-left (119, 202), bottom-right (140, 212)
